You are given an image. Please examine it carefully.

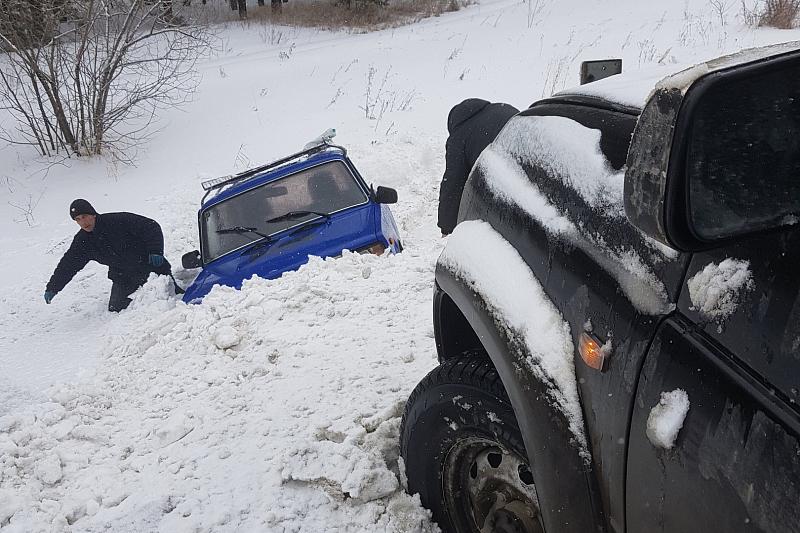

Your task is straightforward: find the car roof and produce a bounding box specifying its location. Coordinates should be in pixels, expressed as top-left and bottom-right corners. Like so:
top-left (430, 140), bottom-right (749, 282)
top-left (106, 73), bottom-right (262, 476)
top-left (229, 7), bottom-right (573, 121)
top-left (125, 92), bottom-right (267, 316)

top-left (553, 65), bottom-right (679, 113)
top-left (552, 41), bottom-right (800, 113)
top-left (202, 147), bottom-right (352, 209)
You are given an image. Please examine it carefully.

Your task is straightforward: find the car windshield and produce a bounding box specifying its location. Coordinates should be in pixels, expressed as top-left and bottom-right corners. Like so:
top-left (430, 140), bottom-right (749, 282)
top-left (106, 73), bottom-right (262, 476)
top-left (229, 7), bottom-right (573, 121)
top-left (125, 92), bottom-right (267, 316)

top-left (202, 160), bottom-right (368, 262)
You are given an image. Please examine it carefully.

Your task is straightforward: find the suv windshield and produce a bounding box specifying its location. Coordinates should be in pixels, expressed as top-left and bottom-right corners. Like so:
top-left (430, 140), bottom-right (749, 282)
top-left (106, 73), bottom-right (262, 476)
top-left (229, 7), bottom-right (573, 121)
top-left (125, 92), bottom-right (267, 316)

top-left (202, 161), bottom-right (368, 262)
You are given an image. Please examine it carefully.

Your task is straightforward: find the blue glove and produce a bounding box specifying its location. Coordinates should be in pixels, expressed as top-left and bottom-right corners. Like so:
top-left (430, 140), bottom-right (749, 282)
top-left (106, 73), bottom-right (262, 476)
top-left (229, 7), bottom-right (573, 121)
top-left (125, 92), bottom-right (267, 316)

top-left (44, 291), bottom-right (55, 304)
top-left (148, 254), bottom-right (165, 268)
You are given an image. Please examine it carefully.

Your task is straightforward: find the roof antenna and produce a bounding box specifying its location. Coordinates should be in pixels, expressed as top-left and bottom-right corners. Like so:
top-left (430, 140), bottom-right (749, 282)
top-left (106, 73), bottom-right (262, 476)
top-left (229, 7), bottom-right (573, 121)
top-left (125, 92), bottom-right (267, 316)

top-left (304, 128), bottom-right (337, 150)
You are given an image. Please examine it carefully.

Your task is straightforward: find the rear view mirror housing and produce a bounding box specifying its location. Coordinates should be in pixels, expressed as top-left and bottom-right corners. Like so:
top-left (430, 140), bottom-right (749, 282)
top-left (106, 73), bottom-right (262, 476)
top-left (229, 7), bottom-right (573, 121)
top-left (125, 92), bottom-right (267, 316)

top-left (374, 186), bottom-right (398, 204)
top-left (624, 44), bottom-right (800, 252)
top-left (580, 59), bottom-right (622, 85)
top-left (182, 250), bottom-right (202, 269)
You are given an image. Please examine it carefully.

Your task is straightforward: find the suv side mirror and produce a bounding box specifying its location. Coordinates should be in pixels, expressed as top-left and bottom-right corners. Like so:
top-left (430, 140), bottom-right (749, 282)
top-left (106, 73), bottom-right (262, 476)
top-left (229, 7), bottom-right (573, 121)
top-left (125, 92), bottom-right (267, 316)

top-left (182, 250), bottom-right (202, 269)
top-left (374, 186), bottom-right (398, 204)
top-left (624, 44), bottom-right (800, 252)
top-left (580, 59), bottom-right (622, 85)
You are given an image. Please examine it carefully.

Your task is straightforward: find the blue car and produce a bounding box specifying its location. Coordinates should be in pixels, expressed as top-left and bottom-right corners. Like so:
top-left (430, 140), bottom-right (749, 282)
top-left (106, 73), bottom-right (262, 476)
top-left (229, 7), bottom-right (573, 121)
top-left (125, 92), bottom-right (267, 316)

top-left (181, 130), bottom-right (402, 302)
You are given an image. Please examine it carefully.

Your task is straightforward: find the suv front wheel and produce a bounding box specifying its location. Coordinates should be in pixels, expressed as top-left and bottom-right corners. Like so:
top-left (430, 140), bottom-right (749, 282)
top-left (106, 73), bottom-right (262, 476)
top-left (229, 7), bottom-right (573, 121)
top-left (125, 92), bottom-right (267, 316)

top-left (400, 357), bottom-right (543, 533)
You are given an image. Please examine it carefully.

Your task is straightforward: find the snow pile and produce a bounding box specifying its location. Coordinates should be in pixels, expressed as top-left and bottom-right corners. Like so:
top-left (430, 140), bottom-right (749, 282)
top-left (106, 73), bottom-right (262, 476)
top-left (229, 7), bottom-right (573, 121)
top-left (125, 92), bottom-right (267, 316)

top-left (477, 120), bottom-right (673, 315)
top-left (439, 220), bottom-right (588, 456)
top-left (646, 389), bottom-right (690, 449)
top-left (0, 250), bottom-right (442, 532)
top-left (687, 258), bottom-right (754, 320)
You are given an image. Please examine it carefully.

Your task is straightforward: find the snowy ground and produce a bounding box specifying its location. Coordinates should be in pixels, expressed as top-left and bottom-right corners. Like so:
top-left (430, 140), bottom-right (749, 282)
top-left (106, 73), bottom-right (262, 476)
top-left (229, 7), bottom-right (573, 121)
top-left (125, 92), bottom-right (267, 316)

top-left (1, 0), bottom-right (799, 530)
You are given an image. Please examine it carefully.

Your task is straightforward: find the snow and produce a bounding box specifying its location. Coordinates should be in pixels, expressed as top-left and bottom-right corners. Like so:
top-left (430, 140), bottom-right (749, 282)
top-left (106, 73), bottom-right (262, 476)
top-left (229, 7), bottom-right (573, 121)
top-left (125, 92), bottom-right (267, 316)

top-left (477, 147), bottom-right (578, 237)
top-left (562, 64), bottom-right (687, 110)
top-left (478, 121), bottom-right (673, 315)
top-left (1, 252), bottom-right (440, 531)
top-left (438, 220), bottom-right (588, 456)
top-left (646, 389), bottom-right (690, 450)
top-left (657, 40), bottom-right (800, 94)
top-left (687, 258), bottom-right (754, 321)
top-left (2, 0), bottom-right (800, 530)
top-left (493, 115), bottom-right (626, 216)
top-left (569, 41), bottom-right (800, 110)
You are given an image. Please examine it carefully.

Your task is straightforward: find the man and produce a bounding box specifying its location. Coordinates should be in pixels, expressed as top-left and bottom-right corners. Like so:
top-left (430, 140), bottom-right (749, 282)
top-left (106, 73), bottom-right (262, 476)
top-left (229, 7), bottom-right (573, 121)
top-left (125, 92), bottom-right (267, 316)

top-left (45, 199), bottom-right (179, 312)
top-left (437, 98), bottom-right (519, 235)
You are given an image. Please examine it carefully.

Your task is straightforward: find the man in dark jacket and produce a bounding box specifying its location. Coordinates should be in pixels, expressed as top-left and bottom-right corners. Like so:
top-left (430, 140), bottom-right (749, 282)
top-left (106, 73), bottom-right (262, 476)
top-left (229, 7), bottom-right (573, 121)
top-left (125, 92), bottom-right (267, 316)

top-left (437, 98), bottom-right (519, 235)
top-left (45, 199), bottom-right (176, 312)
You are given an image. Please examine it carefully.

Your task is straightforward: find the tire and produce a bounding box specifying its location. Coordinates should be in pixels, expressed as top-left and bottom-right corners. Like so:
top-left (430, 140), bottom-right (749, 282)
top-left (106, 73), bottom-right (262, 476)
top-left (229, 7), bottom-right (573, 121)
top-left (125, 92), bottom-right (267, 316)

top-left (400, 357), bottom-right (543, 533)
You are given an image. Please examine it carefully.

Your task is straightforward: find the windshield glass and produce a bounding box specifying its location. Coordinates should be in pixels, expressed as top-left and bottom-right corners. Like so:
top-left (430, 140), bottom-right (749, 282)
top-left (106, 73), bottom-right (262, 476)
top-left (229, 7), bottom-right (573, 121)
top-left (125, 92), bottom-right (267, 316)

top-left (202, 161), bottom-right (368, 262)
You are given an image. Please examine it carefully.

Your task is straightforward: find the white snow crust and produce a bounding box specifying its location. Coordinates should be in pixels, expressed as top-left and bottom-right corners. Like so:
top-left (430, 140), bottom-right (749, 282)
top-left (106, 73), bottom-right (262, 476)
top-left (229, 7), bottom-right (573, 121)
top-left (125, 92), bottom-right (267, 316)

top-left (568, 42), bottom-right (800, 111)
top-left (687, 258), bottom-right (754, 320)
top-left (646, 389), bottom-right (690, 449)
top-left (439, 220), bottom-right (588, 456)
top-left (561, 64), bottom-right (686, 110)
top-left (0, 254), bottom-right (442, 532)
top-left (478, 120), bottom-right (674, 315)
top-left (657, 41), bottom-right (800, 95)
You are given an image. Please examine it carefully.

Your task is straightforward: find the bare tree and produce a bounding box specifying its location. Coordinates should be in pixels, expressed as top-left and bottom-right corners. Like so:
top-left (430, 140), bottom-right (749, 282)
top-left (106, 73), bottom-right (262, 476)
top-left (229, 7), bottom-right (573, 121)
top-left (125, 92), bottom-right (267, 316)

top-left (709, 0), bottom-right (734, 26)
top-left (0, 0), bottom-right (212, 159)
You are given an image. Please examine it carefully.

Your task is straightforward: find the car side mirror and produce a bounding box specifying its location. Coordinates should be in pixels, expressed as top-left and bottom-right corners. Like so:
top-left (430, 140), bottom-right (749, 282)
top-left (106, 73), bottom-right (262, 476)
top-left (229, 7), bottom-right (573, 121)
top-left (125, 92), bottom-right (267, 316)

top-left (182, 250), bottom-right (202, 269)
top-left (624, 44), bottom-right (800, 251)
top-left (580, 59), bottom-right (622, 85)
top-left (374, 186), bottom-right (398, 204)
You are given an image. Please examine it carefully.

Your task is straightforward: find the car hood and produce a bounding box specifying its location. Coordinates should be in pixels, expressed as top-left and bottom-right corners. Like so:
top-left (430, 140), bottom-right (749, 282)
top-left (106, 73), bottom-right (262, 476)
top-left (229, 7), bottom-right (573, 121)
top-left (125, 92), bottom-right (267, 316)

top-left (182, 208), bottom-right (379, 302)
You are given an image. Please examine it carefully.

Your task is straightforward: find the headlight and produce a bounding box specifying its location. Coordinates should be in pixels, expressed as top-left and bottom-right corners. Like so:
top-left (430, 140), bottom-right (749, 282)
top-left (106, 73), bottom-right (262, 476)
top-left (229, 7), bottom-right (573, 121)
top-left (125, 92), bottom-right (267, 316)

top-left (357, 242), bottom-right (387, 255)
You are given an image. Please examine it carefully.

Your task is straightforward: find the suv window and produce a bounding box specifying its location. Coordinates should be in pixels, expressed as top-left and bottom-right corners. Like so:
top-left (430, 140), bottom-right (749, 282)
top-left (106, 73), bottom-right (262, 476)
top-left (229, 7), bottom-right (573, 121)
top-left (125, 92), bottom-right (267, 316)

top-left (687, 63), bottom-right (800, 240)
top-left (202, 161), bottom-right (368, 262)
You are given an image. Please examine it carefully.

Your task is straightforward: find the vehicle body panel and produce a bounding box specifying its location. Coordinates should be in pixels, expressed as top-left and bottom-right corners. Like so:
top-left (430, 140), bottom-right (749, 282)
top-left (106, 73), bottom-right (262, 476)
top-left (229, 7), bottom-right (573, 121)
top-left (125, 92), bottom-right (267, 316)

top-left (184, 207), bottom-right (377, 301)
top-left (627, 228), bottom-right (800, 532)
top-left (433, 269), bottom-right (602, 533)
top-left (438, 99), bottom-right (688, 532)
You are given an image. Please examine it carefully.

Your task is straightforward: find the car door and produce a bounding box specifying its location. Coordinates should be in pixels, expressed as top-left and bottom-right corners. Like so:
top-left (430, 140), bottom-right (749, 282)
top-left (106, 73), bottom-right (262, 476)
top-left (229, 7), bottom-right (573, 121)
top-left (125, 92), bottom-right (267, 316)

top-left (626, 226), bottom-right (800, 532)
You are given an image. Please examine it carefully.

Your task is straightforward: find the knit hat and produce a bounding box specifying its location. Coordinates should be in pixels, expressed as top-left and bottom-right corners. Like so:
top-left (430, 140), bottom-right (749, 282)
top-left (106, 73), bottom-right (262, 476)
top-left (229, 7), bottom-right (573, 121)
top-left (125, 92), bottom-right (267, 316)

top-left (69, 199), bottom-right (97, 219)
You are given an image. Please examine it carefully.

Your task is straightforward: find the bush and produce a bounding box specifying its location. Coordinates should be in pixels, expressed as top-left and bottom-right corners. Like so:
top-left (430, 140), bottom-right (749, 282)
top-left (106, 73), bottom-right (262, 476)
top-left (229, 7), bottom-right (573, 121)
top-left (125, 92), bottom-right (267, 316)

top-left (0, 0), bottom-right (212, 158)
top-left (243, 0), bottom-right (473, 32)
top-left (758, 0), bottom-right (799, 28)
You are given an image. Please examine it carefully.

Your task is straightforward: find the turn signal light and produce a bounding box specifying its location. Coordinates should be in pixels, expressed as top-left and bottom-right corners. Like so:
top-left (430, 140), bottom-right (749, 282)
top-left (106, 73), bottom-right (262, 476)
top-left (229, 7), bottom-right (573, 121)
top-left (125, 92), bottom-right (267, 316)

top-left (579, 332), bottom-right (606, 371)
top-left (358, 242), bottom-right (387, 255)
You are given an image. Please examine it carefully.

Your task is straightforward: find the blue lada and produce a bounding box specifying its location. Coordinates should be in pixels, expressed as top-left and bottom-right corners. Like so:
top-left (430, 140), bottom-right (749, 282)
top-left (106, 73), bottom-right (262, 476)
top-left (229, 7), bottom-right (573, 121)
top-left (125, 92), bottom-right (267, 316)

top-left (181, 130), bottom-right (402, 302)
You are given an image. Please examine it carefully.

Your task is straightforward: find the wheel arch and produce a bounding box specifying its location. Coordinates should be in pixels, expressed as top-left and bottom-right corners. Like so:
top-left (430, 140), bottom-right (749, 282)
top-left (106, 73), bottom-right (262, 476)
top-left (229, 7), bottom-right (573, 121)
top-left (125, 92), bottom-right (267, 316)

top-left (434, 265), bottom-right (605, 533)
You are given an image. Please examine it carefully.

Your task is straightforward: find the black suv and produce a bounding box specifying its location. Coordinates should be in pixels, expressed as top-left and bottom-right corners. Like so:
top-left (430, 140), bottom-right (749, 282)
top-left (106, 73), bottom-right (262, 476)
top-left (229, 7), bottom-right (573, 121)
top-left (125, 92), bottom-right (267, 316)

top-left (400, 44), bottom-right (800, 533)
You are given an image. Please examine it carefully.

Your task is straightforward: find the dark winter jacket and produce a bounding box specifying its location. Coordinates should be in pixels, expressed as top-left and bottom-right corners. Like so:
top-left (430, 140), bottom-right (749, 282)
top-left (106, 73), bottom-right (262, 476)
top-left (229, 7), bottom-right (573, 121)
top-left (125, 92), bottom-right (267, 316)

top-left (437, 98), bottom-right (519, 234)
top-left (46, 212), bottom-right (171, 294)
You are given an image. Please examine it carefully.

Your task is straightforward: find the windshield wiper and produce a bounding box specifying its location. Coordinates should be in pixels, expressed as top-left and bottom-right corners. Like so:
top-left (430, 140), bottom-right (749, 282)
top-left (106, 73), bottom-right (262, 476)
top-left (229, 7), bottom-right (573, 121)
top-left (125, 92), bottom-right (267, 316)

top-left (241, 216), bottom-right (329, 263)
top-left (215, 226), bottom-right (270, 239)
top-left (265, 210), bottom-right (330, 224)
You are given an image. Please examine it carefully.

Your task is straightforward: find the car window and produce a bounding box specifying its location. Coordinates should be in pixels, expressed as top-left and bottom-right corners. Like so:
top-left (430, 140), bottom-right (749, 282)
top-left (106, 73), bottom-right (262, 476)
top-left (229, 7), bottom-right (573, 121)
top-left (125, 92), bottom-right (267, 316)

top-left (687, 64), bottom-right (800, 240)
top-left (202, 161), bottom-right (368, 262)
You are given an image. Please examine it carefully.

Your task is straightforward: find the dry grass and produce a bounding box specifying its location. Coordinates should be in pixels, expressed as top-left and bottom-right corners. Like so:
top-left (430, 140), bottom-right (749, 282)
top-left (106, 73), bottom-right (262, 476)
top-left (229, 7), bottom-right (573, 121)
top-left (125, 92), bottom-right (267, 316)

top-left (757, 0), bottom-right (800, 28)
top-left (242, 0), bottom-right (472, 32)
